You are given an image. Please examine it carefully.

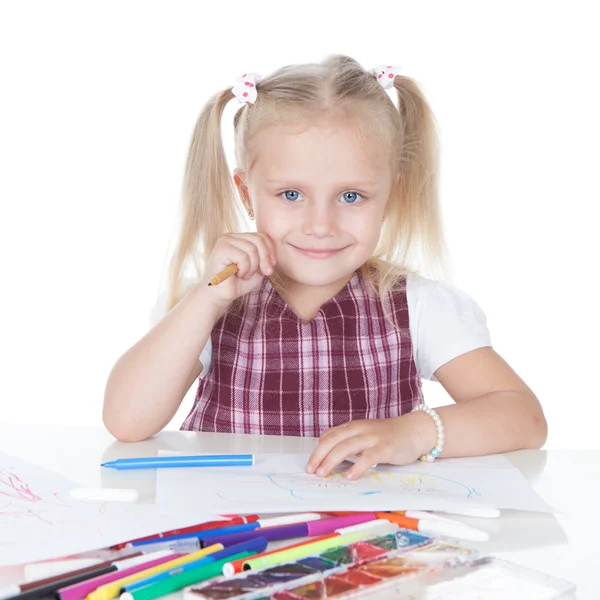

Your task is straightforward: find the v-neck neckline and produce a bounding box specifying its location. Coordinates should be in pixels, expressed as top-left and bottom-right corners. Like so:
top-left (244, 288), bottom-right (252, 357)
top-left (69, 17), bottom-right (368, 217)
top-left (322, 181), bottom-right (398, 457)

top-left (262, 270), bottom-right (362, 324)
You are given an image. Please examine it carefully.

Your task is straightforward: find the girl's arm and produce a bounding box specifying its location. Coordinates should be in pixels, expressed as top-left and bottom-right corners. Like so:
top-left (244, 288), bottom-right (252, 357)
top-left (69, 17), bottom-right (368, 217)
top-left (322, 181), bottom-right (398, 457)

top-left (102, 285), bottom-right (223, 442)
top-left (103, 232), bottom-right (277, 443)
top-left (307, 347), bottom-right (548, 479)
top-left (411, 347), bottom-right (547, 456)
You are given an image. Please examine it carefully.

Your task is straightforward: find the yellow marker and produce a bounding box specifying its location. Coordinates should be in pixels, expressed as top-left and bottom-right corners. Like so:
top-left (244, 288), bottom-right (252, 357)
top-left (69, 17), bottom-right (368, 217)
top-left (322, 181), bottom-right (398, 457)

top-left (86, 543), bottom-right (222, 600)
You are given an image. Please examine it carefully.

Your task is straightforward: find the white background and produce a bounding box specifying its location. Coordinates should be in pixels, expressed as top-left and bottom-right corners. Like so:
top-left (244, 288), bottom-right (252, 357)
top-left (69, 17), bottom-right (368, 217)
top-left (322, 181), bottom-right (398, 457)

top-left (0, 1), bottom-right (598, 449)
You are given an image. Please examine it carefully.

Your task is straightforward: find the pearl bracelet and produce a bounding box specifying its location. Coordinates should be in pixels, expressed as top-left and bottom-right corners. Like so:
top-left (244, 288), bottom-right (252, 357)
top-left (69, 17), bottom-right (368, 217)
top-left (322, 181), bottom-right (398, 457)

top-left (411, 403), bottom-right (444, 462)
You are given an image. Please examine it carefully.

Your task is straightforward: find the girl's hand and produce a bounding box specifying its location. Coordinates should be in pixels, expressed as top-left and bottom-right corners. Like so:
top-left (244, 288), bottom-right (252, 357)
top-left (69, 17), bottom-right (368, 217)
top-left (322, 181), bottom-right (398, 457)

top-left (305, 415), bottom-right (426, 480)
top-left (200, 233), bottom-right (277, 308)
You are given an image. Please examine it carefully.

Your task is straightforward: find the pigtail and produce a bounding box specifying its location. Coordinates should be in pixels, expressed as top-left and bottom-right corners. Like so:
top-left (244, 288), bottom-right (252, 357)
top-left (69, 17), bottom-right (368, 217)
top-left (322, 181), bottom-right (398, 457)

top-left (166, 88), bottom-right (244, 311)
top-left (371, 75), bottom-right (453, 300)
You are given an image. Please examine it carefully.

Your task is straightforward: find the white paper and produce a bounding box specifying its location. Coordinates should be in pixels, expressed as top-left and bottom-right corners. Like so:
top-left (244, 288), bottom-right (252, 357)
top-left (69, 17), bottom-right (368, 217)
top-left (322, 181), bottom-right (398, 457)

top-left (0, 453), bottom-right (216, 566)
top-left (156, 452), bottom-right (554, 516)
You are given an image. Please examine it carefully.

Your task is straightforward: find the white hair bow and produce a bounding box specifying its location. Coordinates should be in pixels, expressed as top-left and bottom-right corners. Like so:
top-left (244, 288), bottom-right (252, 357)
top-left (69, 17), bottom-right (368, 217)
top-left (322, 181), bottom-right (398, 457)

top-left (369, 65), bottom-right (402, 89)
top-left (231, 72), bottom-right (263, 104)
top-left (231, 65), bottom-right (400, 104)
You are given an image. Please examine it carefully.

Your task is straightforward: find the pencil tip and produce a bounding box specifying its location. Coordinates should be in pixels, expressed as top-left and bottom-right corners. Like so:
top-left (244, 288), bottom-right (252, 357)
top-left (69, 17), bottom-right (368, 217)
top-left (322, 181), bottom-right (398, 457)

top-left (207, 283), bottom-right (212, 286)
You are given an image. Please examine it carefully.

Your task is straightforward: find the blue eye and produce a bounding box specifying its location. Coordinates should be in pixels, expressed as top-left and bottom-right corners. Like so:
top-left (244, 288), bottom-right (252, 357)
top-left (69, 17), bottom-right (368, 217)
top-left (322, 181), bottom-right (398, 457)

top-left (282, 190), bottom-right (302, 202)
top-left (340, 191), bottom-right (361, 204)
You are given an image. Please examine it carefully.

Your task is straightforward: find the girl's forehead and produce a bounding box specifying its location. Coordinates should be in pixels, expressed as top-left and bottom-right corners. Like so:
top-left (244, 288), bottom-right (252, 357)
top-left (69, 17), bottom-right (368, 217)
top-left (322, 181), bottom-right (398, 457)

top-left (250, 122), bottom-right (392, 181)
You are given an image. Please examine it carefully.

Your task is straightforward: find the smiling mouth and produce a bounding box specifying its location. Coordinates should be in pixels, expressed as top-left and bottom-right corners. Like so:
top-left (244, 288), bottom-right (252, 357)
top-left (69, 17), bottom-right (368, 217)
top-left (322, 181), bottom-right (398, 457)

top-left (289, 244), bottom-right (349, 259)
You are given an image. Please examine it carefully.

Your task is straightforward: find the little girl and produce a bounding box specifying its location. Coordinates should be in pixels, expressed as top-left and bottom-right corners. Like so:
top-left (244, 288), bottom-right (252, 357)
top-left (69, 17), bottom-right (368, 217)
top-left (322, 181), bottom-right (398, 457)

top-left (103, 55), bottom-right (547, 480)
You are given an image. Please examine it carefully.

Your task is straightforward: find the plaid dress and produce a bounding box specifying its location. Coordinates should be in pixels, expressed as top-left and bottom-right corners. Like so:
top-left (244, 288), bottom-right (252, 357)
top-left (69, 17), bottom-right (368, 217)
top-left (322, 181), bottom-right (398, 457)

top-left (181, 271), bottom-right (424, 437)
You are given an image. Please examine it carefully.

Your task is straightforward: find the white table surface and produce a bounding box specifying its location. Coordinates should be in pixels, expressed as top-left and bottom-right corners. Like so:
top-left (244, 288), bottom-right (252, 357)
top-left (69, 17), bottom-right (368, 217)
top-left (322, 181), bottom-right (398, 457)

top-left (1, 424), bottom-right (598, 599)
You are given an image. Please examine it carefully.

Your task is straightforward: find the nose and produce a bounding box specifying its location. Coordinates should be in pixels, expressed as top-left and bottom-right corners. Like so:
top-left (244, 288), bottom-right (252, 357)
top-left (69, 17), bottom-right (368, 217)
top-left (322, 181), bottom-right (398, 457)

top-left (301, 203), bottom-right (336, 238)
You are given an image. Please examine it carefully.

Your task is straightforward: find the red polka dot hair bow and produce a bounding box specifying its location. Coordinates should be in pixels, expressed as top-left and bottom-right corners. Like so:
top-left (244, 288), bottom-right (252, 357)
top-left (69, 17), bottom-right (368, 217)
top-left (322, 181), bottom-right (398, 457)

top-left (231, 72), bottom-right (263, 104)
top-left (369, 65), bottom-right (401, 89)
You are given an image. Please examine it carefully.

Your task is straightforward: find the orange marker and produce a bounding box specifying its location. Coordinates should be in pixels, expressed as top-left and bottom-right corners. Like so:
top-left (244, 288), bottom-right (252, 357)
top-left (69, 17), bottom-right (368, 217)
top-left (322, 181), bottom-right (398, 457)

top-left (374, 512), bottom-right (420, 530)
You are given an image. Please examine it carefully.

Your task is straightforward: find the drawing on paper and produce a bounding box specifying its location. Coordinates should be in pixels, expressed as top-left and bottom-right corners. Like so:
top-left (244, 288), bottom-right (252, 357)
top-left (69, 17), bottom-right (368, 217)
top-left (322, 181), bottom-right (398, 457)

top-left (268, 469), bottom-right (480, 499)
top-left (211, 465), bottom-right (481, 505)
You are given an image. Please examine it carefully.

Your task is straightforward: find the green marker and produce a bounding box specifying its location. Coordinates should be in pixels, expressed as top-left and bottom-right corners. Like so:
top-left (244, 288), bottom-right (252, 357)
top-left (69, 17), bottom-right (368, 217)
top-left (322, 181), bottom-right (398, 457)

top-left (243, 530), bottom-right (373, 572)
top-left (120, 552), bottom-right (252, 600)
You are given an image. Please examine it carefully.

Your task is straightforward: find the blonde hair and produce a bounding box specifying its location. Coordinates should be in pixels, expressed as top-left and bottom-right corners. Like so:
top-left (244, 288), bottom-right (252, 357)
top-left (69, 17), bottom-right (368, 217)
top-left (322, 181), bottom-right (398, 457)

top-left (165, 54), bottom-right (452, 312)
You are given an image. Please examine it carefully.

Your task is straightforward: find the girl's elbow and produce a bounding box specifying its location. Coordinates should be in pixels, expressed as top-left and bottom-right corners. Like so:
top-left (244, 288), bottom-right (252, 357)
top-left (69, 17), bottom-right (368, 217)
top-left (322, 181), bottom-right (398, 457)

top-left (102, 403), bottom-right (151, 443)
top-left (526, 409), bottom-right (548, 449)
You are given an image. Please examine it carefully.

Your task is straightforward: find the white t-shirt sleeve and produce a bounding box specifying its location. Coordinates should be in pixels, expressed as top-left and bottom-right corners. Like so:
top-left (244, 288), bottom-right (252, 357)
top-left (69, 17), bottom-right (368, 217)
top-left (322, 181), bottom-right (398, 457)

top-left (149, 279), bottom-right (212, 379)
top-left (406, 274), bottom-right (492, 383)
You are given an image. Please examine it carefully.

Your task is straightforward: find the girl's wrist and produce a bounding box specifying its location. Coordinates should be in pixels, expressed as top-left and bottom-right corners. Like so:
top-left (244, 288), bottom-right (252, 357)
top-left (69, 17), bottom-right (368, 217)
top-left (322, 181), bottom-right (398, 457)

top-left (191, 284), bottom-right (231, 322)
top-left (404, 410), bottom-right (440, 458)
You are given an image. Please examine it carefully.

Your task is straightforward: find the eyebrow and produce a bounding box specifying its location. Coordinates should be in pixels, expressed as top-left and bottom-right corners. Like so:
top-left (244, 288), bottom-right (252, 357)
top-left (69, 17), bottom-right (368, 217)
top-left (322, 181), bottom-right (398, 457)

top-left (265, 179), bottom-right (380, 188)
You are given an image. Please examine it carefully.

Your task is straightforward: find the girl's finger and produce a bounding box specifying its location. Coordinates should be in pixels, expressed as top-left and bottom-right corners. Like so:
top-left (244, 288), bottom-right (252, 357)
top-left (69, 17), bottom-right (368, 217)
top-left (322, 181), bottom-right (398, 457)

top-left (345, 449), bottom-right (381, 480)
top-left (257, 232), bottom-right (277, 266)
top-left (229, 234), bottom-right (272, 277)
top-left (313, 435), bottom-right (370, 478)
top-left (306, 425), bottom-right (357, 474)
top-left (215, 244), bottom-right (252, 279)
top-left (224, 236), bottom-right (261, 278)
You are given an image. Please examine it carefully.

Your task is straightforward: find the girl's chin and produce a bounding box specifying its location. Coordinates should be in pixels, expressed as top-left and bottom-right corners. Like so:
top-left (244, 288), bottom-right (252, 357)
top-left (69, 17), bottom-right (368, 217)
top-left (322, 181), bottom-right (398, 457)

top-left (273, 264), bottom-right (358, 288)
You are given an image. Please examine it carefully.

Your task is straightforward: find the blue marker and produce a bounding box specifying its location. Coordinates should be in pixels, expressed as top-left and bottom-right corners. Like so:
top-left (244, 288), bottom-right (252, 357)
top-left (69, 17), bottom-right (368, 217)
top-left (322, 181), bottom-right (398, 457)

top-left (101, 454), bottom-right (255, 470)
top-left (121, 537), bottom-right (268, 593)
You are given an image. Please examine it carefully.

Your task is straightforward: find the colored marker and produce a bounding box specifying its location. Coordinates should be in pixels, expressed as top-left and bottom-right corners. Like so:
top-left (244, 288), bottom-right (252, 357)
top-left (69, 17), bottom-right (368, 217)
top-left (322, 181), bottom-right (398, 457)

top-left (393, 510), bottom-right (472, 524)
top-left (205, 521), bottom-right (310, 548)
top-left (375, 512), bottom-right (489, 542)
top-left (2, 553), bottom-right (172, 600)
top-left (0, 553), bottom-right (145, 600)
top-left (129, 521), bottom-right (260, 547)
top-left (86, 545), bottom-right (221, 600)
top-left (434, 507), bottom-right (501, 519)
top-left (242, 525), bottom-right (397, 572)
top-left (222, 519), bottom-right (396, 576)
top-left (125, 538), bottom-right (202, 554)
top-left (101, 454), bottom-right (254, 470)
top-left (55, 553), bottom-right (186, 600)
top-left (255, 513), bottom-right (323, 528)
top-left (119, 551), bottom-right (254, 600)
top-left (304, 513), bottom-right (378, 536)
top-left (121, 538), bottom-right (268, 593)
top-left (110, 515), bottom-right (260, 549)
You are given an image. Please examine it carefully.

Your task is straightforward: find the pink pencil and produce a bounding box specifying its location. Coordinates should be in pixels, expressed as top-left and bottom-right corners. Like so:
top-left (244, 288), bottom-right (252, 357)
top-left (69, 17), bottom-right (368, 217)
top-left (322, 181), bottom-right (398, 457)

top-left (56, 554), bottom-right (183, 600)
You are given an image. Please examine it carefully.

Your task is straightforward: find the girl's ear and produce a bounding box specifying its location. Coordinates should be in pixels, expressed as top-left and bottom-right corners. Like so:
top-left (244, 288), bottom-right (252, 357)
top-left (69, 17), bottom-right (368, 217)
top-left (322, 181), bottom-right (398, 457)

top-left (233, 169), bottom-right (253, 213)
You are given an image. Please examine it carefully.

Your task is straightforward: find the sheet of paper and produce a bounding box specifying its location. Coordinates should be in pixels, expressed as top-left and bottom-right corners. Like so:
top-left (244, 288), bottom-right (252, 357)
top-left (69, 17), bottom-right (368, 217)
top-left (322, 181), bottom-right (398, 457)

top-left (0, 453), bottom-right (216, 566)
top-left (156, 452), bottom-right (554, 516)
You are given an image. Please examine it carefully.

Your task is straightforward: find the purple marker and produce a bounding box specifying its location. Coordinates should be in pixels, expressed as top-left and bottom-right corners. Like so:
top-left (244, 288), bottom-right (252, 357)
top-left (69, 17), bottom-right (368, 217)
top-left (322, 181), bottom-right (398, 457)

top-left (204, 522), bottom-right (309, 548)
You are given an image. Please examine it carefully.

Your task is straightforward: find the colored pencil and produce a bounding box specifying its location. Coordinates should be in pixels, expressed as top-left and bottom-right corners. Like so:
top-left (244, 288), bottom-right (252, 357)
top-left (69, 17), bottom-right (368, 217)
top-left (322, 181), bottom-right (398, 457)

top-left (56, 553), bottom-right (188, 600)
top-left (207, 264), bottom-right (239, 286)
top-left (121, 538), bottom-right (268, 593)
top-left (110, 515), bottom-right (260, 549)
top-left (119, 552), bottom-right (253, 600)
top-left (101, 454), bottom-right (254, 470)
